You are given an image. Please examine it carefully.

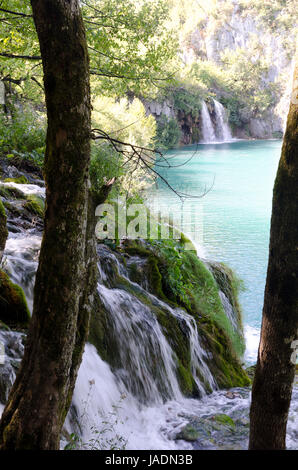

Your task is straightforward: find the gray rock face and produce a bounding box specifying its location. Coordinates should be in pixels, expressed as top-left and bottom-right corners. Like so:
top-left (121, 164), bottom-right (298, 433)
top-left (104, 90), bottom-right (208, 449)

top-left (181, 1), bottom-right (294, 140)
top-left (143, 99), bottom-right (175, 119)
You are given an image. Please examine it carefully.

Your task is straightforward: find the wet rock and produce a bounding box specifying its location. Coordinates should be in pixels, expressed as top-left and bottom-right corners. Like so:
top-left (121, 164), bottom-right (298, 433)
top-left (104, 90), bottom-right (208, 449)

top-left (245, 365), bottom-right (256, 381)
top-left (175, 424), bottom-right (199, 442)
top-left (4, 176), bottom-right (29, 184)
top-left (225, 391), bottom-right (242, 399)
top-left (212, 413), bottom-right (235, 429)
top-left (0, 269), bottom-right (30, 329)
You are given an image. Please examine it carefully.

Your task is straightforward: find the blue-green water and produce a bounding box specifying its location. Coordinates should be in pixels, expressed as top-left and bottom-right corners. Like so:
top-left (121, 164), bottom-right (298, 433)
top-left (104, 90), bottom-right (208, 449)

top-left (148, 140), bottom-right (282, 361)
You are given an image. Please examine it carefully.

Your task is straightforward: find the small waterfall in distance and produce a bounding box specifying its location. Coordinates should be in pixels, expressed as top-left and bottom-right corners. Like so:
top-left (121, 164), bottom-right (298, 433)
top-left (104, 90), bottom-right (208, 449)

top-left (200, 100), bottom-right (233, 143)
top-left (213, 99), bottom-right (233, 141)
top-left (201, 101), bottom-right (216, 143)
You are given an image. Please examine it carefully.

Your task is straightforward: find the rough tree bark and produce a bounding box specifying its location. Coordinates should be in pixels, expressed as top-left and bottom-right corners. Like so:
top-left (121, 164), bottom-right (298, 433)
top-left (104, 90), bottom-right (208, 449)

top-left (249, 58), bottom-right (298, 449)
top-left (0, 0), bottom-right (97, 449)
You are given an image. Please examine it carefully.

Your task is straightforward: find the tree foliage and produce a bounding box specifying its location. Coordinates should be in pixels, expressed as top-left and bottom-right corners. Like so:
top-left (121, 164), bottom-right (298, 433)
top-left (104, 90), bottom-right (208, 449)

top-left (0, 0), bottom-right (177, 101)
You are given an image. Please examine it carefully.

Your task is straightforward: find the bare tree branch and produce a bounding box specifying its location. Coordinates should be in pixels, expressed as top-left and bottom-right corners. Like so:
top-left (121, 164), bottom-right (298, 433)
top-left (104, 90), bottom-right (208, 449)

top-left (0, 8), bottom-right (32, 18)
top-left (31, 76), bottom-right (44, 90)
top-left (0, 52), bottom-right (41, 60)
top-left (91, 128), bottom-right (213, 200)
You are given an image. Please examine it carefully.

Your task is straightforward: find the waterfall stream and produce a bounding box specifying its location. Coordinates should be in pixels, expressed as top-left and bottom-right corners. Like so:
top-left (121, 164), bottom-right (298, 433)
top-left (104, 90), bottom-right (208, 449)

top-left (201, 101), bottom-right (216, 143)
top-left (200, 100), bottom-right (233, 143)
top-left (213, 99), bottom-right (233, 142)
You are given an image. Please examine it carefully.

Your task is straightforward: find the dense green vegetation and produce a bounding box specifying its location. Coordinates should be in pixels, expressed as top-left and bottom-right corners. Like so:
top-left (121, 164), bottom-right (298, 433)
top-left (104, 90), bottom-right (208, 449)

top-left (0, 0), bottom-right (296, 452)
top-left (89, 238), bottom-right (250, 393)
top-left (0, 0), bottom-right (296, 156)
top-left (0, 0), bottom-right (294, 372)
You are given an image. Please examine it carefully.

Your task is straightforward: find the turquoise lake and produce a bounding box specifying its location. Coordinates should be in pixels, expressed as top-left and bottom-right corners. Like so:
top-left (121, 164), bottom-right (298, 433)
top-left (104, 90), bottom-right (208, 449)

top-left (148, 140), bottom-right (282, 362)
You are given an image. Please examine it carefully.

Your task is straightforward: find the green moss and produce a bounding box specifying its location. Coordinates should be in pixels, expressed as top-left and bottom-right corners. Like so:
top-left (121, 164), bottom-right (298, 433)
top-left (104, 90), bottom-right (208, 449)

top-left (0, 199), bottom-right (6, 218)
top-left (0, 183), bottom-right (25, 200)
top-left (3, 200), bottom-right (24, 216)
top-left (122, 238), bottom-right (250, 389)
top-left (213, 414), bottom-right (235, 429)
top-left (121, 239), bottom-right (151, 257)
top-left (0, 186), bottom-right (11, 199)
top-left (179, 233), bottom-right (197, 251)
top-left (4, 176), bottom-right (29, 184)
top-left (91, 237), bottom-right (250, 393)
top-left (175, 424), bottom-right (199, 442)
top-left (24, 194), bottom-right (45, 217)
top-left (152, 246), bottom-right (245, 359)
top-left (176, 360), bottom-right (196, 396)
top-left (147, 255), bottom-right (168, 300)
top-left (198, 318), bottom-right (250, 388)
top-left (0, 269), bottom-right (30, 329)
top-left (245, 365), bottom-right (256, 381)
top-left (208, 261), bottom-right (245, 333)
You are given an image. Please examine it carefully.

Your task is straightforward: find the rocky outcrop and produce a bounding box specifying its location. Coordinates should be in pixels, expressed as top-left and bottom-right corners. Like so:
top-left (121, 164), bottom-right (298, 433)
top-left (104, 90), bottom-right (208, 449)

top-left (144, 2), bottom-right (294, 144)
top-left (0, 270), bottom-right (30, 329)
top-left (142, 97), bottom-right (201, 146)
top-left (177, 109), bottom-right (201, 145)
top-left (89, 239), bottom-right (250, 395)
top-left (183, 1), bottom-right (294, 139)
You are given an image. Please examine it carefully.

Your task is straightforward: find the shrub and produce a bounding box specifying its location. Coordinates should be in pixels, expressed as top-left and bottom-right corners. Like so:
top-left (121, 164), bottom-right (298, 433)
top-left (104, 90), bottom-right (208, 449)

top-left (155, 115), bottom-right (181, 150)
top-left (0, 106), bottom-right (46, 164)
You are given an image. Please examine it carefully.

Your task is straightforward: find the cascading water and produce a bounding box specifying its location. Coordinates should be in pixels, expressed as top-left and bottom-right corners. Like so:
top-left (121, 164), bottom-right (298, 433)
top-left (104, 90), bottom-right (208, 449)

top-left (0, 180), bottom-right (297, 450)
top-left (201, 101), bottom-right (216, 143)
top-left (213, 99), bottom-right (233, 142)
top-left (3, 235), bottom-right (41, 312)
top-left (93, 243), bottom-right (216, 404)
top-left (200, 100), bottom-right (233, 143)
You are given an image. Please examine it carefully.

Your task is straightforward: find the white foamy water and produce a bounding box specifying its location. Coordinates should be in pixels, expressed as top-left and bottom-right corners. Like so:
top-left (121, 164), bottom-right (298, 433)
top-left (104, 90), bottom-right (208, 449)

top-left (213, 99), bottom-right (233, 142)
top-left (244, 325), bottom-right (261, 365)
top-left (201, 101), bottom-right (216, 143)
top-left (3, 235), bottom-right (41, 312)
top-left (67, 343), bottom-right (298, 450)
top-left (1, 182), bottom-right (45, 198)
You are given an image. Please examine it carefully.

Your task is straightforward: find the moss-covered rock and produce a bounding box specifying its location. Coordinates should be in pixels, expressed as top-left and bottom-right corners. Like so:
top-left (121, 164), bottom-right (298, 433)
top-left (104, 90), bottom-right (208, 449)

top-left (175, 424), bottom-right (199, 442)
top-left (0, 270), bottom-right (30, 329)
top-left (88, 293), bottom-right (121, 369)
top-left (24, 194), bottom-right (45, 217)
top-left (213, 413), bottom-right (235, 429)
top-left (245, 365), bottom-right (256, 381)
top-left (0, 183), bottom-right (26, 200)
top-left (4, 176), bottom-right (29, 184)
top-left (208, 261), bottom-right (244, 333)
top-left (89, 239), bottom-right (250, 394)
top-left (120, 239), bottom-right (249, 388)
top-left (0, 199), bottom-right (8, 261)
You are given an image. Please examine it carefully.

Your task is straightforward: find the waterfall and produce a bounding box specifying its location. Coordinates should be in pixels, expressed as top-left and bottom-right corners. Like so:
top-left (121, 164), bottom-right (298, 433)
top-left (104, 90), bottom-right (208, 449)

top-left (213, 99), bottom-right (233, 141)
top-left (95, 244), bottom-right (216, 403)
top-left (201, 101), bottom-right (216, 143)
top-left (219, 291), bottom-right (239, 331)
top-left (3, 235), bottom-right (40, 312)
top-left (97, 284), bottom-right (184, 404)
top-left (1, 232), bottom-right (217, 448)
top-left (1, 179), bottom-right (297, 450)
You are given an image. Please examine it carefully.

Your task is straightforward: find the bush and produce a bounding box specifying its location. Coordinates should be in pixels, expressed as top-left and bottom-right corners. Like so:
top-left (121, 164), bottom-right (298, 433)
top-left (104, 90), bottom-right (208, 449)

top-left (0, 106), bottom-right (45, 164)
top-left (155, 115), bottom-right (181, 150)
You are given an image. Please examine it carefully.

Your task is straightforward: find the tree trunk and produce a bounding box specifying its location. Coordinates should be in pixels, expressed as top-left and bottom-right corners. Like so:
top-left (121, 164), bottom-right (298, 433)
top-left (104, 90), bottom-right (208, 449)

top-left (0, 0), bottom-right (96, 449)
top-left (249, 59), bottom-right (298, 449)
